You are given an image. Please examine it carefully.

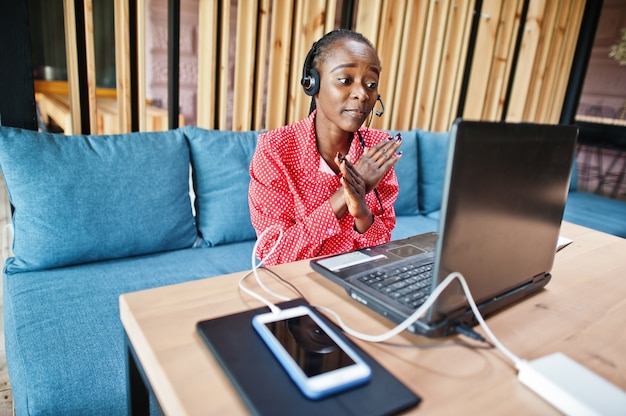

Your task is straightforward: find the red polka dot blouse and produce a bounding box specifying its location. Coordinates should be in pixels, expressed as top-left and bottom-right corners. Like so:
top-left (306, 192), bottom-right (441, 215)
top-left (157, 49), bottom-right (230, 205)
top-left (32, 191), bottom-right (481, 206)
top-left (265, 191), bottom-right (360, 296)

top-left (248, 112), bottom-right (399, 266)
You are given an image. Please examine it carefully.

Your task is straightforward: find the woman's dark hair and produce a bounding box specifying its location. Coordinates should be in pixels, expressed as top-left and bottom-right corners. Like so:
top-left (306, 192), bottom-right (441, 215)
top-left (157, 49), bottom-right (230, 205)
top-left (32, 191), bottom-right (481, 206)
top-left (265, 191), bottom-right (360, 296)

top-left (302, 29), bottom-right (380, 114)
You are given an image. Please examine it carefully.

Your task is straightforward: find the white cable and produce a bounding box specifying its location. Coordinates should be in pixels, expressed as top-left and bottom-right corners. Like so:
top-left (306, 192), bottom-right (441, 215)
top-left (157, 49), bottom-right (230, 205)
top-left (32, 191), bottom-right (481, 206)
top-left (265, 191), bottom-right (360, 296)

top-left (237, 230), bottom-right (523, 367)
top-left (316, 271), bottom-right (522, 368)
top-left (251, 225), bottom-right (290, 303)
top-left (238, 224), bottom-right (289, 314)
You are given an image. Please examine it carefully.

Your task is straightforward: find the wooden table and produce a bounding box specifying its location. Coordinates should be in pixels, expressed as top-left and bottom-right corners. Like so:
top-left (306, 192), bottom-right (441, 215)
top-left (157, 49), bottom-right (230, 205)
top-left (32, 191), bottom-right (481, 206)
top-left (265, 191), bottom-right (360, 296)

top-left (120, 222), bottom-right (626, 415)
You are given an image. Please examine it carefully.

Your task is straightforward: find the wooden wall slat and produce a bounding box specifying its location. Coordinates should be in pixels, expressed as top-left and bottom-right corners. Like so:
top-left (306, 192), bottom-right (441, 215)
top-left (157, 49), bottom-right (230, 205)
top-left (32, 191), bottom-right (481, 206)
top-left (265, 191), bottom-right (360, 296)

top-left (506, 0), bottom-right (547, 122)
top-left (232, 0), bottom-right (258, 131)
top-left (389, 0), bottom-right (429, 130)
top-left (63, 0), bottom-right (80, 134)
top-left (288, 0), bottom-right (328, 124)
top-left (547, 0), bottom-right (586, 123)
top-left (354, 0), bottom-right (383, 45)
top-left (217, 2), bottom-right (231, 130)
top-left (114, 0), bottom-right (132, 133)
top-left (369, 0), bottom-right (407, 131)
top-left (83, 0), bottom-right (98, 134)
top-left (324, 0), bottom-right (338, 37)
top-left (481, 0), bottom-right (522, 121)
top-left (197, 0), bottom-right (218, 129)
top-left (137, 0), bottom-right (147, 131)
top-left (431, 0), bottom-right (474, 132)
top-left (447, 0), bottom-right (476, 127)
top-left (523, 0), bottom-right (560, 121)
top-left (412, 0), bottom-right (450, 130)
top-left (463, 0), bottom-right (505, 121)
top-left (265, 0), bottom-right (294, 130)
top-left (534, 0), bottom-right (571, 123)
top-left (253, 0), bottom-right (270, 131)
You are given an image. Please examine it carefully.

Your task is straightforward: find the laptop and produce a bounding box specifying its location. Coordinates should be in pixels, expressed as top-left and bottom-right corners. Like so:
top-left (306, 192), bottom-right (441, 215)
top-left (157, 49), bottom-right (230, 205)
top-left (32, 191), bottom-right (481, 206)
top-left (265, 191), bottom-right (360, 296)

top-left (310, 119), bottom-right (578, 338)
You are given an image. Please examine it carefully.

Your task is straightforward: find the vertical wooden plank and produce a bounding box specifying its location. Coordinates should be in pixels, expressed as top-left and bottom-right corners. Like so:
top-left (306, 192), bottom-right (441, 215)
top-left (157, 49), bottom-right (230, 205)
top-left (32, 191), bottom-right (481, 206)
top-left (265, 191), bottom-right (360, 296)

top-left (167, 0), bottom-right (180, 130)
top-left (523, 0), bottom-right (559, 121)
top-left (534, 0), bottom-right (570, 123)
top-left (462, 0), bottom-right (505, 121)
top-left (547, 0), bottom-right (586, 123)
top-left (197, 0), bottom-right (218, 129)
top-left (288, 0), bottom-right (327, 124)
top-left (63, 0), bottom-right (80, 134)
top-left (0, 0), bottom-right (37, 130)
top-left (253, 0), bottom-right (270, 131)
top-left (431, 0), bottom-right (474, 132)
top-left (83, 0), bottom-right (98, 134)
top-left (354, 0), bottom-right (382, 45)
top-left (390, 0), bottom-right (429, 130)
top-left (232, 0), bottom-right (258, 131)
top-left (136, 0), bottom-right (147, 131)
top-left (217, 1), bottom-right (231, 130)
top-left (324, 0), bottom-right (338, 31)
top-left (481, 0), bottom-right (522, 121)
top-left (265, 0), bottom-right (294, 130)
top-left (114, 0), bottom-right (132, 133)
top-left (412, 0), bottom-right (450, 130)
top-left (506, 0), bottom-right (547, 122)
top-left (446, 0), bottom-right (477, 127)
top-left (369, 0), bottom-right (407, 131)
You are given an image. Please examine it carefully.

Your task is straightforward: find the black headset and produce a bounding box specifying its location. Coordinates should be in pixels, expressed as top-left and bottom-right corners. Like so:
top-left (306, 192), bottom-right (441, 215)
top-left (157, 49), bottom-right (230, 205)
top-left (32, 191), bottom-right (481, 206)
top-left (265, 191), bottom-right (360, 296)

top-left (301, 44), bottom-right (320, 96)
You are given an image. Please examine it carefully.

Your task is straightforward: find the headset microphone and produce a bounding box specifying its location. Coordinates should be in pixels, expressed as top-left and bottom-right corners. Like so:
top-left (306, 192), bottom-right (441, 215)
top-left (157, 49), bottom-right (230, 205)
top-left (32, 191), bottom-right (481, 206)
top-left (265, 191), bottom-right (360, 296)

top-left (375, 95), bottom-right (385, 117)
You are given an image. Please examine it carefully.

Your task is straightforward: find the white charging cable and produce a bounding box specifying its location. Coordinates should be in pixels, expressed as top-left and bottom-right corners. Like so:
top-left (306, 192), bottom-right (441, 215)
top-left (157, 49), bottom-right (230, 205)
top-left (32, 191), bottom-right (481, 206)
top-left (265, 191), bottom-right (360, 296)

top-left (238, 224), bottom-right (289, 314)
top-left (316, 271), bottom-right (522, 367)
top-left (238, 229), bottom-right (522, 368)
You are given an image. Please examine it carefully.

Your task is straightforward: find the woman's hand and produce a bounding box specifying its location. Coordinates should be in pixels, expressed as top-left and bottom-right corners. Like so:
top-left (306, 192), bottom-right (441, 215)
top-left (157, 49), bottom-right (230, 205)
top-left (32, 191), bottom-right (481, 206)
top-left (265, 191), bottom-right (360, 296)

top-left (354, 133), bottom-right (402, 193)
top-left (335, 153), bottom-right (373, 233)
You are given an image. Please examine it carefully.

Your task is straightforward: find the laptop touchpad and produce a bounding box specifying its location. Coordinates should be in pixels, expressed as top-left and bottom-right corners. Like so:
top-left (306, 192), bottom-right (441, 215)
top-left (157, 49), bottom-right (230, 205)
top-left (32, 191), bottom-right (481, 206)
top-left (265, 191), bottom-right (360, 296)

top-left (387, 245), bottom-right (425, 258)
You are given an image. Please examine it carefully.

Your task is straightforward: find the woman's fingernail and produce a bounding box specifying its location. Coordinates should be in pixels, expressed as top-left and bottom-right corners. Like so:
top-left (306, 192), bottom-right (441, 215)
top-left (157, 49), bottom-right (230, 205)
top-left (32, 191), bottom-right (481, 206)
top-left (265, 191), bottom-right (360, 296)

top-left (395, 133), bottom-right (402, 143)
top-left (396, 151), bottom-right (403, 156)
top-left (337, 152), bottom-right (344, 162)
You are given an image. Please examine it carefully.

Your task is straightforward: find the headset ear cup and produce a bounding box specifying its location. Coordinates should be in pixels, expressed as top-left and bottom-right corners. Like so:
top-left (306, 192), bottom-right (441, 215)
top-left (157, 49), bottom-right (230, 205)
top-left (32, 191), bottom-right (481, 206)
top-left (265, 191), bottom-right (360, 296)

top-left (302, 68), bottom-right (320, 96)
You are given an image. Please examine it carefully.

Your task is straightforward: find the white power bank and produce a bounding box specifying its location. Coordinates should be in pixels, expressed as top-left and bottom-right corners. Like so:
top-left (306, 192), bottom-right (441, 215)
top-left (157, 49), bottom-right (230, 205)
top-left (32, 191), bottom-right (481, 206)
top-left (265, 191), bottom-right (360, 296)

top-left (517, 352), bottom-right (626, 416)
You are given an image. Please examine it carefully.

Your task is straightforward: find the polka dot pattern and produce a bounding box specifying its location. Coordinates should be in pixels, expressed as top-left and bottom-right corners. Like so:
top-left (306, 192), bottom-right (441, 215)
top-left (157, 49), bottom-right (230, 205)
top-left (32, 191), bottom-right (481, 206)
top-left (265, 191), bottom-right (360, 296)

top-left (249, 112), bottom-right (399, 265)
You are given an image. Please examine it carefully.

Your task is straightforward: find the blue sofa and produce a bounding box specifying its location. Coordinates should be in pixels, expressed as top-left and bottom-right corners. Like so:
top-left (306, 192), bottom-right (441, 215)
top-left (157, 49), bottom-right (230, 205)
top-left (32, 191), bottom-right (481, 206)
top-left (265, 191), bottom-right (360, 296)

top-left (0, 125), bottom-right (624, 415)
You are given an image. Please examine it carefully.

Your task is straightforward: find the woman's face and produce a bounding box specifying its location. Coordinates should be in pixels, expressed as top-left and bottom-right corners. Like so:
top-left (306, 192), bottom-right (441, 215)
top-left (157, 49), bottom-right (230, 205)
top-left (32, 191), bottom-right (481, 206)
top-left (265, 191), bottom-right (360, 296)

top-left (314, 38), bottom-right (381, 137)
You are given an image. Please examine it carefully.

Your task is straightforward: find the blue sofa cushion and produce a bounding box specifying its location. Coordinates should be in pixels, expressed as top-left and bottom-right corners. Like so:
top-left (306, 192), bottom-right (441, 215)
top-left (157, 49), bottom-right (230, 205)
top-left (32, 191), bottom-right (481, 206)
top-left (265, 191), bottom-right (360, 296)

top-left (564, 191), bottom-right (626, 238)
top-left (416, 129), bottom-right (450, 214)
top-left (388, 129), bottom-right (419, 215)
top-left (3, 242), bottom-right (255, 415)
top-left (184, 126), bottom-right (259, 246)
top-left (0, 127), bottom-right (197, 273)
top-left (392, 214), bottom-right (439, 240)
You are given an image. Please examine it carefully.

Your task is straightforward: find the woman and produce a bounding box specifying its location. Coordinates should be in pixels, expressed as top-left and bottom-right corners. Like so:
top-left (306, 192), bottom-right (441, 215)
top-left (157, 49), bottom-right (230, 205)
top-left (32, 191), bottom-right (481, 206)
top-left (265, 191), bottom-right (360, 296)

top-left (249, 29), bottom-right (402, 266)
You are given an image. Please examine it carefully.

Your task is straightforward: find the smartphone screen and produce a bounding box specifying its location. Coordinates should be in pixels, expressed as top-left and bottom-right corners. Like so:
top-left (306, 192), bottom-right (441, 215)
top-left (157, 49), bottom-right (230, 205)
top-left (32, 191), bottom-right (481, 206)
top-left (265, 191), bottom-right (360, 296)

top-left (253, 306), bottom-right (371, 399)
top-left (262, 313), bottom-right (355, 377)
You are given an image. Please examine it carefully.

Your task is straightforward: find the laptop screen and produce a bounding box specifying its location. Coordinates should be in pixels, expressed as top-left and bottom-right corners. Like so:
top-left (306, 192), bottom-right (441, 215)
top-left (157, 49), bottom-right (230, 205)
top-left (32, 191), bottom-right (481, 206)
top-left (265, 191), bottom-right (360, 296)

top-left (428, 120), bottom-right (578, 322)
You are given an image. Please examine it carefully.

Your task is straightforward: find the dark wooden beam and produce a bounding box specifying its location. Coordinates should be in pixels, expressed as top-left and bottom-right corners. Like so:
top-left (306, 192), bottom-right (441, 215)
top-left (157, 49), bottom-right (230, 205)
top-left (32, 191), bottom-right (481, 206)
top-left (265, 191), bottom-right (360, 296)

top-left (168, 0), bottom-right (180, 129)
top-left (0, 0), bottom-right (37, 130)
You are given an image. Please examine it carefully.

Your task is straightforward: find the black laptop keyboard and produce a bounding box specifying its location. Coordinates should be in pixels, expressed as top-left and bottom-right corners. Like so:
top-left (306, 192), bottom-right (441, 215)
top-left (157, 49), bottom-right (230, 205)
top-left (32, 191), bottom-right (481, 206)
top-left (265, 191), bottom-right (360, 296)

top-left (357, 263), bottom-right (434, 309)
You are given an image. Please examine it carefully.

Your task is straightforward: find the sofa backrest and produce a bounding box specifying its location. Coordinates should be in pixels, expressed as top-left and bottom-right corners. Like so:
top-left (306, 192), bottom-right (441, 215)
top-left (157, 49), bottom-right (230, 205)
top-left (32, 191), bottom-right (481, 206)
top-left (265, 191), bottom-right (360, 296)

top-left (0, 126), bottom-right (198, 274)
top-left (184, 126), bottom-right (259, 247)
top-left (415, 129), bottom-right (450, 215)
top-left (388, 129), bottom-right (419, 216)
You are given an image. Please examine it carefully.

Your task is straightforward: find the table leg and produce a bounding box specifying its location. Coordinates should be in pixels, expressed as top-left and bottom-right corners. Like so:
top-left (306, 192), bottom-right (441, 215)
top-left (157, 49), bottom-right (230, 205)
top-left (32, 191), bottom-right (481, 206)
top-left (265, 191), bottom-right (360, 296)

top-left (126, 336), bottom-right (150, 416)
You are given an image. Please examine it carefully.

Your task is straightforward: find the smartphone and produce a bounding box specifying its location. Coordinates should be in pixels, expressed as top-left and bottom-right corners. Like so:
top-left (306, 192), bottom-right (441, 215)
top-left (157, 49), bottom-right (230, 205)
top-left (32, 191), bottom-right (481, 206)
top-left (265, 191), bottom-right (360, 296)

top-left (252, 305), bottom-right (372, 400)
